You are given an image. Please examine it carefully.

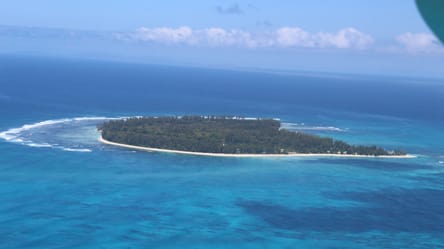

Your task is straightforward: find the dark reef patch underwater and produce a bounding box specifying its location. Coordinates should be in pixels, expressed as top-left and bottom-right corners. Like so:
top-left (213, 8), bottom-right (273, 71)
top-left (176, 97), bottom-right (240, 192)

top-left (238, 188), bottom-right (444, 232)
top-left (1, 55), bottom-right (444, 248)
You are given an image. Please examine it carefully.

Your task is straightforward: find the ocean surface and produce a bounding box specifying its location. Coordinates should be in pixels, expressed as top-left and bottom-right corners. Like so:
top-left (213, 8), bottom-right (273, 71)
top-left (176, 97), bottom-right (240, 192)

top-left (1, 55), bottom-right (444, 249)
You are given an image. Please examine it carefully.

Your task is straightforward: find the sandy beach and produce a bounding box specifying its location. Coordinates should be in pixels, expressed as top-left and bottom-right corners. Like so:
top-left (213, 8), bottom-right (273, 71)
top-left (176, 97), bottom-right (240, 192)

top-left (99, 136), bottom-right (416, 159)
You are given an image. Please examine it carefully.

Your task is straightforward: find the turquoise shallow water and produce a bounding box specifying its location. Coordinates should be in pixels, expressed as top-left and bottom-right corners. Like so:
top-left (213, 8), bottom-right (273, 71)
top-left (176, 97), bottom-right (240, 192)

top-left (1, 56), bottom-right (444, 248)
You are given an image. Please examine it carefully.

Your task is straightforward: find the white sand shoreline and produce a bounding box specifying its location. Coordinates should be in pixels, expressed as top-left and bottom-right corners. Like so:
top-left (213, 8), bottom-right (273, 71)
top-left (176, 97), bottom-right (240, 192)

top-left (99, 136), bottom-right (416, 159)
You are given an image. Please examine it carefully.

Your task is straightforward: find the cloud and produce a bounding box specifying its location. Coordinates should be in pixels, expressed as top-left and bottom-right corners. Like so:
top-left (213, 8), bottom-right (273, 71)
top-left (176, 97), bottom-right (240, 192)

top-left (396, 32), bottom-right (443, 53)
top-left (256, 20), bottom-right (273, 27)
top-left (247, 3), bottom-right (257, 10)
top-left (216, 3), bottom-right (244, 15)
top-left (120, 26), bottom-right (374, 50)
top-left (274, 27), bottom-right (373, 49)
top-left (275, 27), bottom-right (312, 47)
top-left (0, 25), bottom-right (107, 40)
top-left (131, 27), bottom-right (195, 45)
top-left (315, 28), bottom-right (374, 49)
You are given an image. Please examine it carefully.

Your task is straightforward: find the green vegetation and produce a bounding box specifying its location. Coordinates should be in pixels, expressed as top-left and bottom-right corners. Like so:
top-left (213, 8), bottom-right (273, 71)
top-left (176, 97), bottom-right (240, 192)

top-left (99, 116), bottom-right (406, 156)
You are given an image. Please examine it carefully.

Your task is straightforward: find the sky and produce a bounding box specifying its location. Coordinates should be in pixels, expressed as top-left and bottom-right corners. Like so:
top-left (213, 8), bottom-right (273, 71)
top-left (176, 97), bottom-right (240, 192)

top-left (0, 0), bottom-right (443, 78)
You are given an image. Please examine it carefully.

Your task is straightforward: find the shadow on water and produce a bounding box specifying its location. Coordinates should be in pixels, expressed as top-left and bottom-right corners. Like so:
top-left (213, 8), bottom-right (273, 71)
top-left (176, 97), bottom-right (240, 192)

top-left (301, 158), bottom-right (430, 171)
top-left (237, 188), bottom-right (444, 233)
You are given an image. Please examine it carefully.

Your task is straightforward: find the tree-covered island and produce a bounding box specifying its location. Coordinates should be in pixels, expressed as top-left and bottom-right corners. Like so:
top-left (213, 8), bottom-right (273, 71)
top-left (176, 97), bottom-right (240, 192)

top-left (99, 116), bottom-right (406, 156)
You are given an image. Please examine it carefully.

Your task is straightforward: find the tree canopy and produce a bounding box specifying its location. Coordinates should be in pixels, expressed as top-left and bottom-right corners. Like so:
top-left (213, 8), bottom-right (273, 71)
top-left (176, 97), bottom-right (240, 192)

top-left (99, 116), bottom-right (405, 156)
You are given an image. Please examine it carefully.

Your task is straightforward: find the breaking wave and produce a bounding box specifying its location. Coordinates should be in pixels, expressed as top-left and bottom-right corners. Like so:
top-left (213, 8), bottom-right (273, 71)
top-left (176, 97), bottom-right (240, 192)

top-left (62, 148), bottom-right (93, 153)
top-left (281, 122), bottom-right (348, 132)
top-left (0, 116), bottom-right (121, 152)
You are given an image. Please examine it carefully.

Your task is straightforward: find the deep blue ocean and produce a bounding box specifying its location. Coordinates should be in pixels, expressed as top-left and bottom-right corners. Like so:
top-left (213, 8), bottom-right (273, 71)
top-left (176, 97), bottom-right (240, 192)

top-left (1, 55), bottom-right (444, 249)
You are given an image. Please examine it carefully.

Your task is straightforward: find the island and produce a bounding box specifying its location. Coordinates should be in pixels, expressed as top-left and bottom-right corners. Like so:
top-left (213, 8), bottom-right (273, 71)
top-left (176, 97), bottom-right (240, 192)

top-left (98, 116), bottom-right (411, 158)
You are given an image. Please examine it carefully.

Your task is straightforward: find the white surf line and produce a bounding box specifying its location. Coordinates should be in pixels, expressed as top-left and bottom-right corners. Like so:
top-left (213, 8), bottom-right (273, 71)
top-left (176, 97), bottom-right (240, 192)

top-left (0, 116), bottom-right (127, 142)
top-left (62, 148), bottom-right (92, 152)
top-left (0, 116), bottom-right (126, 152)
top-left (280, 122), bottom-right (347, 132)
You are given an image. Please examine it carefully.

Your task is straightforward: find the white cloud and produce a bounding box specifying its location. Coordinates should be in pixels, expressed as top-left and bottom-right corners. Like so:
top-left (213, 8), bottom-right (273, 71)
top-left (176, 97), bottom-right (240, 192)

top-left (396, 32), bottom-right (443, 53)
top-left (203, 28), bottom-right (253, 47)
top-left (133, 27), bottom-right (195, 45)
top-left (274, 27), bottom-right (373, 49)
top-left (216, 4), bottom-right (244, 15)
top-left (275, 27), bottom-right (312, 47)
top-left (315, 28), bottom-right (374, 49)
top-left (118, 26), bottom-right (374, 50)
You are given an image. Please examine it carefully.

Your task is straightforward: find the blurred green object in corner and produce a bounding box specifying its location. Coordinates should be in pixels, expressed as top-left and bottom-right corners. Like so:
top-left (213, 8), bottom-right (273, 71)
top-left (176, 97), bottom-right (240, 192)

top-left (416, 0), bottom-right (444, 43)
